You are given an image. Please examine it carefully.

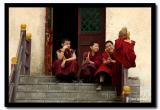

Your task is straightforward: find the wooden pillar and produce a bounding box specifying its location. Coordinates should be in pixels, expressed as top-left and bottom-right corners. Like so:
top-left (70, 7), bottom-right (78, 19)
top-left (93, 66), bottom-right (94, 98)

top-left (44, 8), bottom-right (53, 75)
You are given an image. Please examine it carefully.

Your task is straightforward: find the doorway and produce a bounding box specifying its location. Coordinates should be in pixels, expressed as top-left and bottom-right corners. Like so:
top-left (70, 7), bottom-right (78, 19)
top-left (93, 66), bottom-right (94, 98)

top-left (45, 6), bottom-right (106, 75)
top-left (53, 6), bottom-right (78, 60)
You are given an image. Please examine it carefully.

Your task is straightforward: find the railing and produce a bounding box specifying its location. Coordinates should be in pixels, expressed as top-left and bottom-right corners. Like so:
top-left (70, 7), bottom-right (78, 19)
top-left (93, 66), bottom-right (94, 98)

top-left (9, 24), bottom-right (32, 103)
top-left (121, 66), bottom-right (129, 102)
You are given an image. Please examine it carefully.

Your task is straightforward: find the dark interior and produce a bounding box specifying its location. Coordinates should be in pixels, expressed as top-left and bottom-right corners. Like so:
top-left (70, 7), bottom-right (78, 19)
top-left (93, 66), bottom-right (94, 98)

top-left (53, 6), bottom-right (78, 60)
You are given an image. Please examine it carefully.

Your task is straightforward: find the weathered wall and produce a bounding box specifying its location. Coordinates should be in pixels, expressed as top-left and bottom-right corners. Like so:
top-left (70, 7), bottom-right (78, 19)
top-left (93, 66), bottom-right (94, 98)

top-left (9, 8), bottom-right (46, 75)
top-left (106, 8), bottom-right (151, 102)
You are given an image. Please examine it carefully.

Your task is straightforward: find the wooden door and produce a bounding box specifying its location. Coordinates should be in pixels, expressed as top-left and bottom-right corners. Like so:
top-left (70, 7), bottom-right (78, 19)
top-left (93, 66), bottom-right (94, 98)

top-left (78, 8), bottom-right (106, 65)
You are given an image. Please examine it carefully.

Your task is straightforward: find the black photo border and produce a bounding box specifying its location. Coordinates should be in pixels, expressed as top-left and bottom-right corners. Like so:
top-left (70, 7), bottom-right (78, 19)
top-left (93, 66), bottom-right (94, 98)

top-left (5, 3), bottom-right (157, 108)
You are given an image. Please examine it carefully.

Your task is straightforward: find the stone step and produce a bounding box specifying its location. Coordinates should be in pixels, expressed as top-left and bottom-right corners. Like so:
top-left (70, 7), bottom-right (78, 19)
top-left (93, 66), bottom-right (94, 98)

top-left (17, 83), bottom-right (115, 91)
top-left (15, 90), bottom-right (117, 101)
top-left (128, 77), bottom-right (140, 85)
top-left (17, 75), bottom-right (140, 103)
top-left (18, 83), bottom-right (138, 92)
top-left (19, 75), bottom-right (56, 84)
top-left (15, 99), bottom-right (120, 103)
top-left (19, 75), bottom-right (140, 85)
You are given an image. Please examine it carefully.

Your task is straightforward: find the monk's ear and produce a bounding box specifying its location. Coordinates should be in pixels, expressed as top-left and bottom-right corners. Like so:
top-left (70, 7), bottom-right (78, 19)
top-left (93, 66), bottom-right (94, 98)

top-left (90, 46), bottom-right (92, 50)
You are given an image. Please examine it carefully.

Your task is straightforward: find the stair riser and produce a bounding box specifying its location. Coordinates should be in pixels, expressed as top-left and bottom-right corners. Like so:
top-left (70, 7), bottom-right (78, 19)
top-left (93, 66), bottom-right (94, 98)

top-left (19, 77), bottom-right (56, 84)
top-left (18, 85), bottom-right (114, 91)
top-left (15, 99), bottom-right (119, 103)
top-left (19, 77), bottom-right (140, 85)
top-left (16, 92), bottom-right (116, 101)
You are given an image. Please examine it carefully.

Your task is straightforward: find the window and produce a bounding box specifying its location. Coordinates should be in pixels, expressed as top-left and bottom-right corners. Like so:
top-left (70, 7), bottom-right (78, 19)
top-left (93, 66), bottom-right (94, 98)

top-left (80, 8), bottom-right (102, 32)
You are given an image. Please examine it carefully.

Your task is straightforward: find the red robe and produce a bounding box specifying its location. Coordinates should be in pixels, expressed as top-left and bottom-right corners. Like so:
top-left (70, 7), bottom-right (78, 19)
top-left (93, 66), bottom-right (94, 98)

top-left (111, 60), bottom-right (123, 96)
top-left (80, 51), bottom-right (102, 80)
top-left (114, 38), bottom-right (136, 69)
top-left (94, 51), bottom-right (113, 78)
top-left (52, 49), bottom-right (78, 78)
top-left (112, 37), bottom-right (136, 95)
top-left (94, 50), bottom-right (123, 96)
top-left (94, 51), bottom-right (122, 85)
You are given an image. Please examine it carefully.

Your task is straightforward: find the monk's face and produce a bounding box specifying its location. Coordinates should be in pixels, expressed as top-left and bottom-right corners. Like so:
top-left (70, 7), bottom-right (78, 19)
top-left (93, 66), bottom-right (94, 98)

top-left (90, 43), bottom-right (99, 52)
top-left (105, 42), bottom-right (114, 53)
top-left (62, 40), bottom-right (71, 49)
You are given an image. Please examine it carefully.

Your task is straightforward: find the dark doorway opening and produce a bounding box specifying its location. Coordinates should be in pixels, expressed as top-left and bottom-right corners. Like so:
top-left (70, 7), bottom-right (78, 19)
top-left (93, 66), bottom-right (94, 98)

top-left (53, 6), bottom-right (78, 60)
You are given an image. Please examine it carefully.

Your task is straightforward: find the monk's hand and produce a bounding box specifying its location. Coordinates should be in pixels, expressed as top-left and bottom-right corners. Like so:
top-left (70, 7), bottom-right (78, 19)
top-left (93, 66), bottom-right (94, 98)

top-left (111, 59), bottom-right (116, 63)
top-left (62, 45), bottom-right (68, 51)
top-left (105, 58), bottom-right (111, 64)
top-left (89, 60), bottom-right (95, 64)
top-left (103, 60), bottom-right (108, 64)
top-left (124, 39), bottom-right (132, 43)
top-left (85, 57), bottom-right (90, 63)
top-left (61, 60), bottom-right (66, 68)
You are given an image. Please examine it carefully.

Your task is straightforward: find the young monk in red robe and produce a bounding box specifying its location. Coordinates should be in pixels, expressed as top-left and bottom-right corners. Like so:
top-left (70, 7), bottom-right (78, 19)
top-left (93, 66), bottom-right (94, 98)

top-left (114, 27), bottom-right (136, 69)
top-left (113, 27), bottom-right (136, 98)
top-left (52, 38), bottom-right (78, 82)
top-left (79, 42), bottom-right (102, 83)
top-left (94, 40), bottom-right (125, 98)
top-left (94, 41), bottom-right (116, 91)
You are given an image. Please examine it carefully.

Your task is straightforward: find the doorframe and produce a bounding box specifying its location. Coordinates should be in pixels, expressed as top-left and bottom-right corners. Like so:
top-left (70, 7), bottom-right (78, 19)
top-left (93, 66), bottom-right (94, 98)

top-left (44, 7), bottom-right (53, 75)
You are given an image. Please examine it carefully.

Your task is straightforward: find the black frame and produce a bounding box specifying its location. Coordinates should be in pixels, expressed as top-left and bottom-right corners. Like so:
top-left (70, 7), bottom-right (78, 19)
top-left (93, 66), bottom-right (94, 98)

top-left (5, 3), bottom-right (157, 108)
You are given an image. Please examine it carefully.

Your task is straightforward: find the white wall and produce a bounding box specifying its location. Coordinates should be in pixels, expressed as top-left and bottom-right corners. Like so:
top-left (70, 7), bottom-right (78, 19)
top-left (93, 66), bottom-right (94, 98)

top-left (9, 8), bottom-right (46, 75)
top-left (106, 8), bottom-right (151, 102)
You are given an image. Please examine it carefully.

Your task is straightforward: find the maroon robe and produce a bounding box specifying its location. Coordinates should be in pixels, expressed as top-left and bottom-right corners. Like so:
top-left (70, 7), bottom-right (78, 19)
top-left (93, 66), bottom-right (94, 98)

top-left (52, 49), bottom-right (78, 78)
top-left (112, 37), bottom-right (136, 96)
top-left (80, 51), bottom-right (102, 80)
top-left (99, 52), bottom-right (123, 96)
top-left (114, 38), bottom-right (136, 69)
top-left (112, 60), bottom-right (123, 96)
top-left (94, 51), bottom-right (113, 78)
top-left (94, 50), bottom-right (123, 96)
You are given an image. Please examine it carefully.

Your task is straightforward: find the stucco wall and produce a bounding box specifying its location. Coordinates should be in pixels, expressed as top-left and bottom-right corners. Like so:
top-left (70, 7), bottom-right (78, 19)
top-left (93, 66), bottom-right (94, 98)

top-left (9, 8), bottom-right (46, 75)
top-left (106, 8), bottom-right (151, 102)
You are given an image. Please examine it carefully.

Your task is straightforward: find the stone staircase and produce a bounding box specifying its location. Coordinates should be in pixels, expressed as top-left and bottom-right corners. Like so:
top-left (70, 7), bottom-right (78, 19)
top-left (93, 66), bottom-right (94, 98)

top-left (15, 75), bottom-right (140, 103)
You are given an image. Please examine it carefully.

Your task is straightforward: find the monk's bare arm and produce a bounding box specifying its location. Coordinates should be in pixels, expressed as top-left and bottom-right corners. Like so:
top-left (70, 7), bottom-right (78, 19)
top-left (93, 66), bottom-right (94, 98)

top-left (56, 51), bottom-right (64, 60)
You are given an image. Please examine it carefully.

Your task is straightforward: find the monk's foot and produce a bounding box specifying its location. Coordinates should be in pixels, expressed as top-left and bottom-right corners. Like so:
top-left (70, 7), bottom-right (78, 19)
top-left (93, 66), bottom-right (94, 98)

top-left (96, 85), bottom-right (102, 91)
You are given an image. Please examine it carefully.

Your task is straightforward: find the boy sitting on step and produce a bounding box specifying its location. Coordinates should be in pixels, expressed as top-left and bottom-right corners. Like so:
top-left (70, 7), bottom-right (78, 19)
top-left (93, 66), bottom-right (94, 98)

top-left (52, 38), bottom-right (78, 82)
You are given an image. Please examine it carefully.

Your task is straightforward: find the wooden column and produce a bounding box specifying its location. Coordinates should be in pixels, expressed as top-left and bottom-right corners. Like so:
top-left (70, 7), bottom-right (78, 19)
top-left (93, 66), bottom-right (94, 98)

top-left (44, 8), bottom-right (53, 75)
